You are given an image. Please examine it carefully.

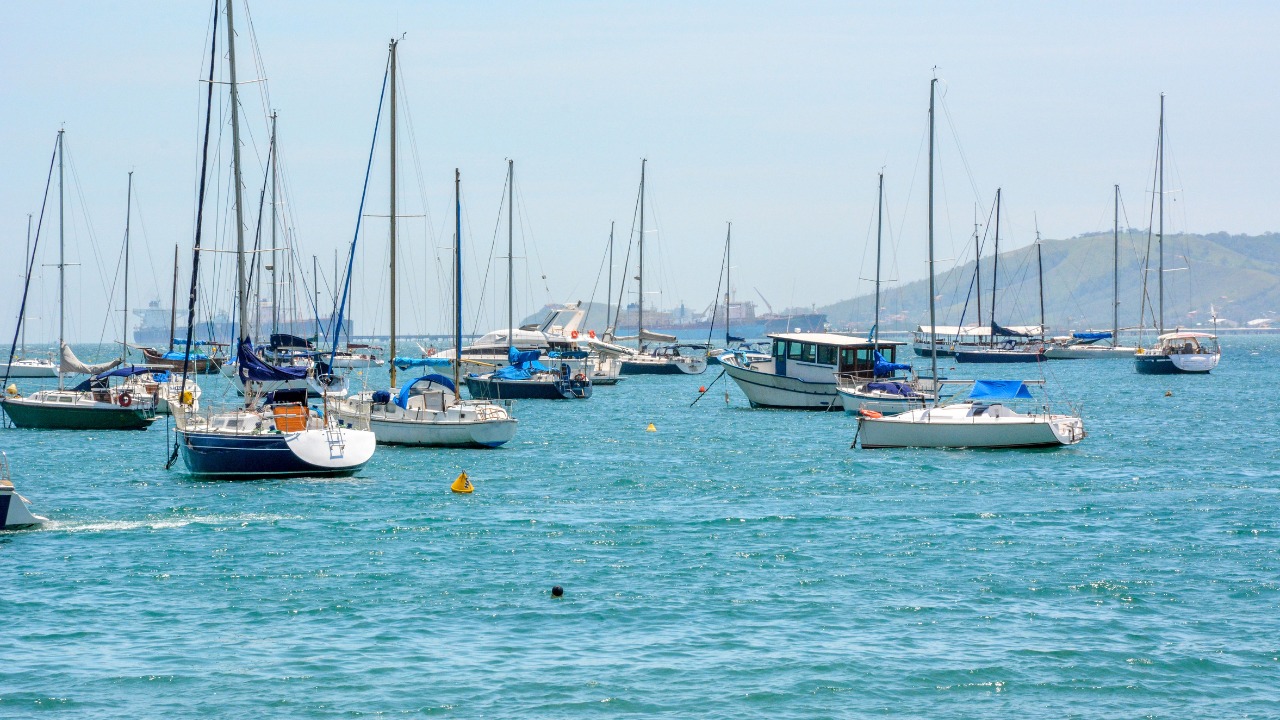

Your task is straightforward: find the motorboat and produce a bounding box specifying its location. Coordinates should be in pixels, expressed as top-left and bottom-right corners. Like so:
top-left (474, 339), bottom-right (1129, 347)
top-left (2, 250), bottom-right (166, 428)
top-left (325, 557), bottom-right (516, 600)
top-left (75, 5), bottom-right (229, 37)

top-left (721, 332), bottom-right (906, 409)
top-left (0, 453), bottom-right (47, 530)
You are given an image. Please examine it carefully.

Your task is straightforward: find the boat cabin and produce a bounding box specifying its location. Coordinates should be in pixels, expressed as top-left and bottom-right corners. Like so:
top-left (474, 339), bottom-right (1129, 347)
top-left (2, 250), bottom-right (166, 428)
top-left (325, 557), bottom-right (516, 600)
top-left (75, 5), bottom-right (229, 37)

top-left (767, 332), bottom-right (906, 382)
top-left (1153, 331), bottom-right (1220, 356)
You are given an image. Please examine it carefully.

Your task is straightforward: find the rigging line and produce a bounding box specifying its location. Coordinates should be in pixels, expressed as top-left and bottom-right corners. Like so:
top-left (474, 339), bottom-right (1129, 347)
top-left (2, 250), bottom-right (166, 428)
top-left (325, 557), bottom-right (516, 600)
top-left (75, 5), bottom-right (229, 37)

top-left (937, 89), bottom-right (984, 205)
top-left (2, 136), bottom-right (57, 390)
top-left (128, 180), bottom-right (163, 302)
top-left (469, 168), bottom-right (509, 338)
top-left (581, 229), bottom-right (611, 330)
top-left (704, 230), bottom-right (729, 347)
top-left (611, 177), bottom-right (644, 332)
top-left (513, 176), bottom-right (552, 304)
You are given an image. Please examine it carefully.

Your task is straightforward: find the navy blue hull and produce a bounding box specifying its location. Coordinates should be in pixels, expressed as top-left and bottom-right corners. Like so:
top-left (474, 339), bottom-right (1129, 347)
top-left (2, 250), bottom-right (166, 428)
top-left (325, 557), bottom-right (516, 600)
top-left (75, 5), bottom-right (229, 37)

top-left (465, 376), bottom-right (592, 400)
top-left (1134, 354), bottom-right (1206, 375)
top-left (179, 431), bottom-right (361, 479)
top-left (619, 361), bottom-right (687, 375)
top-left (954, 350), bottom-right (1046, 364)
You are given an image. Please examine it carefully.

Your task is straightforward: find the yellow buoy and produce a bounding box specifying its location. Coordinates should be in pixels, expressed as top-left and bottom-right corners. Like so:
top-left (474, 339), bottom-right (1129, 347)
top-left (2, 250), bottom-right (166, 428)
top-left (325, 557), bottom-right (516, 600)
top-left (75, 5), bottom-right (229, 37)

top-left (646, 423), bottom-right (656, 432)
top-left (451, 471), bottom-right (473, 493)
top-left (180, 390), bottom-right (194, 406)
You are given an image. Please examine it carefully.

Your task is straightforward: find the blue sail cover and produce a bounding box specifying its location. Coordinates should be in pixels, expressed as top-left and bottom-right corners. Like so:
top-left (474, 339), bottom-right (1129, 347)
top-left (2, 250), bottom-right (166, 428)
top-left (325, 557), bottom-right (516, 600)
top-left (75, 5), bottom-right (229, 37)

top-left (159, 349), bottom-right (210, 361)
top-left (873, 351), bottom-right (913, 378)
top-left (394, 356), bottom-right (451, 369)
top-left (394, 374), bottom-right (457, 409)
top-left (72, 364), bottom-right (154, 391)
top-left (238, 339), bottom-right (308, 383)
top-left (969, 380), bottom-right (1033, 400)
top-left (1072, 331), bottom-right (1112, 340)
top-left (866, 381), bottom-right (920, 397)
top-left (991, 323), bottom-right (1029, 337)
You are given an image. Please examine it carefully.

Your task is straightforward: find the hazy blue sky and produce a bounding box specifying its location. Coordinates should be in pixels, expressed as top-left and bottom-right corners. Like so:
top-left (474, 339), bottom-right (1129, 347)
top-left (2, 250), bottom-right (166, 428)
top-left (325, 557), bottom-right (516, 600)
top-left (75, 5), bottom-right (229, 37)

top-left (3, 1), bottom-right (1276, 342)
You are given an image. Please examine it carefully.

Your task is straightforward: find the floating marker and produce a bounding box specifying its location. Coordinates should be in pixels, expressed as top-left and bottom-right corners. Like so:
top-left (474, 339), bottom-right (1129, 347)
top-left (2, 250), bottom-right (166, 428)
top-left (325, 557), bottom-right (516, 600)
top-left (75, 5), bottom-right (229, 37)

top-left (1165, 390), bottom-right (1173, 397)
top-left (698, 386), bottom-right (707, 393)
top-left (551, 585), bottom-right (564, 598)
top-left (646, 423), bottom-right (656, 432)
top-left (451, 471), bottom-right (473, 493)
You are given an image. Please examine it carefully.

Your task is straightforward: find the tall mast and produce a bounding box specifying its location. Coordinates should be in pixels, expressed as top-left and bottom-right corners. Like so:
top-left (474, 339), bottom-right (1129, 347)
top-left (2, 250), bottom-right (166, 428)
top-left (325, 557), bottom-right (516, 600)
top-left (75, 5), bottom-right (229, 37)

top-left (1157, 93), bottom-right (1165, 335)
top-left (1036, 227), bottom-right (1045, 341)
top-left (57, 129), bottom-right (65, 391)
top-left (22, 214), bottom-right (32, 356)
top-left (638, 158), bottom-right (646, 349)
top-left (388, 38), bottom-right (399, 388)
top-left (725, 221), bottom-right (732, 346)
top-left (270, 111), bottom-right (278, 336)
top-left (122, 171), bottom-right (133, 362)
top-left (1113, 184), bottom-right (1120, 345)
top-left (169, 244), bottom-right (179, 351)
top-left (873, 171), bottom-right (883, 353)
top-left (606, 221), bottom-right (614, 335)
top-left (507, 159), bottom-right (514, 353)
top-left (225, 0), bottom-right (250, 407)
top-left (973, 205), bottom-right (982, 328)
top-left (313, 255), bottom-right (319, 341)
top-left (989, 188), bottom-right (1001, 346)
top-left (453, 168), bottom-right (462, 397)
top-left (927, 79), bottom-right (938, 394)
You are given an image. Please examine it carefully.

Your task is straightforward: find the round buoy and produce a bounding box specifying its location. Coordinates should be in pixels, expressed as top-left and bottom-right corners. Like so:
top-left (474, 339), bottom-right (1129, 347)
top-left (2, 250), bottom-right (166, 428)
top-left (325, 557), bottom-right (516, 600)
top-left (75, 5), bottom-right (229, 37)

top-left (698, 386), bottom-right (707, 393)
top-left (551, 585), bottom-right (564, 598)
top-left (1164, 390), bottom-right (1173, 397)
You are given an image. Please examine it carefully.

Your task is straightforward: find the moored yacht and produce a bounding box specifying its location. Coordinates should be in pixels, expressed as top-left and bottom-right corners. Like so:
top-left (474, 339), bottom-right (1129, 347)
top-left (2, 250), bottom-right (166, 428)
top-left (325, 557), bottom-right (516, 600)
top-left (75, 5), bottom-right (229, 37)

top-left (721, 332), bottom-right (905, 409)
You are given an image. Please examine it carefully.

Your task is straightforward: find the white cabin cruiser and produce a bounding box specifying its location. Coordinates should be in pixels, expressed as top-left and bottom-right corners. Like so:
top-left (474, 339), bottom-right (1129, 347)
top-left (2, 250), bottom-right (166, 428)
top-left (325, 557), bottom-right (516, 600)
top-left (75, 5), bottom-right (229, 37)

top-left (721, 332), bottom-right (905, 409)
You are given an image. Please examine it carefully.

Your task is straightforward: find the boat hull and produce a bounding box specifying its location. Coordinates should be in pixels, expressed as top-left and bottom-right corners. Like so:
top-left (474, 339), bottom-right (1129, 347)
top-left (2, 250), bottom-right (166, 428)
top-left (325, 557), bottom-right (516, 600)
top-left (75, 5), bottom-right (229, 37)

top-left (954, 349), bottom-right (1046, 363)
top-left (178, 428), bottom-right (375, 478)
top-left (0, 396), bottom-right (156, 430)
top-left (619, 358), bottom-right (707, 375)
top-left (0, 361), bottom-right (58, 378)
top-left (1, 488), bottom-right (47, 529)
top-left (465, 376), bottom-right (592, 400)
top-left (858, 406), bottom-right (1084, 449)
top-left (836, 387), bottom-right (927, 416)
top-left (721, 360), bottom-right (837, 410)
top-left (1044, 345), bottom-right (1136, 360)
top-left (1134, 352), bottom-right (1218, 374)
top-left (140, 348), bottom-right (224, 374)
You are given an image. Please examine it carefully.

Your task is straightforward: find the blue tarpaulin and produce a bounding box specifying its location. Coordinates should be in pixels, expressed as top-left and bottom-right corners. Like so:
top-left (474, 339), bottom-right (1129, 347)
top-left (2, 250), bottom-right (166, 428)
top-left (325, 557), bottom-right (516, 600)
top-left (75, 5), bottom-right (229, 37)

top-left (394, 356), bottom-right (451, 369)
top-left (238, 339), bottom-right (308, 383)
top-left (969, 380), bottom-right (1033, 400)
top-left (394, 374), bottom-right (457, 409)
top-left (1072, 331), bottom-right (1112, 340)
top-left (866, 381), bottom-right (920, 397)
top-left (159, 349), bottom-right (211, 361)
top-left (991, 323), bottom-right (1029, 337)
top-left (873, 351), bottom-right (913, 378)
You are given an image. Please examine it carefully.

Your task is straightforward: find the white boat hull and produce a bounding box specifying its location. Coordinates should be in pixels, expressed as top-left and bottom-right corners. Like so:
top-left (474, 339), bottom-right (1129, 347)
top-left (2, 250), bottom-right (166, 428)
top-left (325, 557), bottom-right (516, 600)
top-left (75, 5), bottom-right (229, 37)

top-left (333, 393), bottom-right (517, 448)
top-left (722, 358), bottom-right (837, 409)
top-left (1, 485), bottom-right (47, 529)
top-left (1044, 345), bottom-right (1136, 360)
top-left (0, 359), bottom-right (58, 378)
top-left (1169, 352), bottom-right (1220, 373)
top-left (858, 403), bottom-right (1085, 448)
top-left (836, 387), bottom-right (928, 416)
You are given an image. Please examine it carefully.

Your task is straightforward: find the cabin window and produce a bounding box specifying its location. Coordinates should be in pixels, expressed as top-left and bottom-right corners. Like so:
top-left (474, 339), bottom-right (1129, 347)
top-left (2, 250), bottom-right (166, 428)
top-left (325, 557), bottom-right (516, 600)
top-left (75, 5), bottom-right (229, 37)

top-left (817, 345), bottom-right (836, 366)
top-left (787, 341), bottom-right (804, 360)
top-left (773, 340), bottom-right (786, 358)
top-left (840, 348), bottom-right (857, 368)
top-left (857, 348), bottom-right (872, 363)
top-left (798, 343), bottom-right (816, 363)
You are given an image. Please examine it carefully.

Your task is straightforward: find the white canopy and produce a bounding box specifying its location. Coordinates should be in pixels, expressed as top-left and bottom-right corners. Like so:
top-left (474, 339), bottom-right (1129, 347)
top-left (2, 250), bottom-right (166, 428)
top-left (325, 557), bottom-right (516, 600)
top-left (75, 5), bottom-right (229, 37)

top-left (60, 343), bottom-right (123, 376)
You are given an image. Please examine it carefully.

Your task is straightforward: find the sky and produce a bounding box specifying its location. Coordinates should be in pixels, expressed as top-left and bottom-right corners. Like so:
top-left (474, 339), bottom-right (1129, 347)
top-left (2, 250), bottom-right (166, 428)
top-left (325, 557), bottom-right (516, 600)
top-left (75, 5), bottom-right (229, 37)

top-left (2, 1), bottom-right (1277, 343)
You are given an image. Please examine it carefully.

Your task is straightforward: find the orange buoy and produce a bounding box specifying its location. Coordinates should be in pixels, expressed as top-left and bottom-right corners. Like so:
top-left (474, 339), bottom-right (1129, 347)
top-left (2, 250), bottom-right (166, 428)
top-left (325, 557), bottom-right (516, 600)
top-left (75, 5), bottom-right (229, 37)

top-left (571, 330), bottom-right (580, 339)
top-left (859, 408), bottom-right (883, 419)
top-left (589, 330), bottom-right (596, 339)
top-left (699, 386), bottom-right (707, 393)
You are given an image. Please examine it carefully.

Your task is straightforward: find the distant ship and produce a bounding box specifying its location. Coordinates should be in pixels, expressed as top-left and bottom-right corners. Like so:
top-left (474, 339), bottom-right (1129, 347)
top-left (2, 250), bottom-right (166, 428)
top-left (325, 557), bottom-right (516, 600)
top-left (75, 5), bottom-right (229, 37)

top-left (132, 300), bottom-right (344, 346)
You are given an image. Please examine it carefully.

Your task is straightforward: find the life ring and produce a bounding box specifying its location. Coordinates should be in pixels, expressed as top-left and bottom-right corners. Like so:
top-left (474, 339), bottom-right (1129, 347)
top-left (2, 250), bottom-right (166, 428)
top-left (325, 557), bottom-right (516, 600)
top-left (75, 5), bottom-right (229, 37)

top-left (588, 330), bottom-right (596, 339)
top-left (426, 348), bottom-right (437, 356)
top-left (858, 408), bottom-right (882, 418)
top-left (118, 391), bottom-right (133, 408)
top-left (573, 373), bottom-right (587, 382)
top-left (571, 330), bottom-right (580, 339)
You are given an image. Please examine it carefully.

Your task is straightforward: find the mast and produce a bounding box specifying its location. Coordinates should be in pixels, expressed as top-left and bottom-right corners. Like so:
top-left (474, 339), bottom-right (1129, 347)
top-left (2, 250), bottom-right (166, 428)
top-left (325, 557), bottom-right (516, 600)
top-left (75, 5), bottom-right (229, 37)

top-left (57, 129), bottom-right (65, 391)
top-left (388, 38), bottom-right (399, 388)
top-left (1036, 229), bottom-right (1045, 341)
top-left (313, 255), bottom-right (319, 341)
top-left (22, 214), bottom-right (31, 357)
top-left (225, 0), bottom-right (250, 407)
top-left (638, 158), bottom-right (646, 349)
top-left (606, 221), bottom-right (614, 336)
top-left (1157, 93), bottom-right (1165, 336)
top-left (122, 171), bottom-right (133, 362)
top-left (973, 205), bottom-right (982, 328)
top-left (453, 168), bottom-right (462, 397)
top-left (169, 244), bottom-right (179, 351)
top-left (270, 111), bottom-right (278, 336)
top-left (989, 187), bottom-right (1001, 347)
top-left (1113, 184), bottom-right (1120, 345)
top-left (873, 172), bottom-right (883, 353)
top-left (507, 159), bottom-right (514, 353)
top-left (725, 221), bottom-right (732, 346)
top-left (927, 79), bottom-right (938, 395)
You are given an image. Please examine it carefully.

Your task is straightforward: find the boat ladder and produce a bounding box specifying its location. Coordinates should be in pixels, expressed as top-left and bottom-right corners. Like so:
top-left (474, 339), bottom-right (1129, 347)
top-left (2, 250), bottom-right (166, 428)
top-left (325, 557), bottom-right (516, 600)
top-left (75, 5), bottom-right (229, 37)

top-left (325, 423), bottom-right (346, 458)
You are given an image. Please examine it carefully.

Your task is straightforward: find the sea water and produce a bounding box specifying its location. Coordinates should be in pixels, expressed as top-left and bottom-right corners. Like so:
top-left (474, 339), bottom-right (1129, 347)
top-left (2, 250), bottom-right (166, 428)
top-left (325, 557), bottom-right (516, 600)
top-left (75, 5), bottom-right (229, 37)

top-left (1, 336), bottom-right (1277, 717)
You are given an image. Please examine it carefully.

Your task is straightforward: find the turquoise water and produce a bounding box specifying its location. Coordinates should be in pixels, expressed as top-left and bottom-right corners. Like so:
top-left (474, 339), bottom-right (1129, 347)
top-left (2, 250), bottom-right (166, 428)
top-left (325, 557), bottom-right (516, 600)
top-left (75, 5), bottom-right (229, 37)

top-left (2, 336), bottom-right (1277, 717)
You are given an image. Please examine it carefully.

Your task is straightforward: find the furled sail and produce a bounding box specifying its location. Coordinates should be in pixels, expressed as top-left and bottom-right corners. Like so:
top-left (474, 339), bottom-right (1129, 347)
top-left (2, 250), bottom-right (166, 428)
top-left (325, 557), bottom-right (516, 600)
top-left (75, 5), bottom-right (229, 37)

top-left (59, 343), bottom-right (123, 375)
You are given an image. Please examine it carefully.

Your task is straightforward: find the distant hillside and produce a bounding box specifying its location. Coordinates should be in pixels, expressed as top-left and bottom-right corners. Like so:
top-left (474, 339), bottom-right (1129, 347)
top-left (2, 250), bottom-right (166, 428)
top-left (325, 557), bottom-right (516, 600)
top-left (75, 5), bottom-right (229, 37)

top-left (818, 232), bottom-right (1280, 332)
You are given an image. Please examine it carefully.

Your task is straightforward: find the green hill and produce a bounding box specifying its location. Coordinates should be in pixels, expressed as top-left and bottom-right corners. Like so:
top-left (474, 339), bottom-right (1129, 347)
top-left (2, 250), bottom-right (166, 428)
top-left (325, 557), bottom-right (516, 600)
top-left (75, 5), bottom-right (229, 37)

top-left (819, 232), bottom-right (1280, 333)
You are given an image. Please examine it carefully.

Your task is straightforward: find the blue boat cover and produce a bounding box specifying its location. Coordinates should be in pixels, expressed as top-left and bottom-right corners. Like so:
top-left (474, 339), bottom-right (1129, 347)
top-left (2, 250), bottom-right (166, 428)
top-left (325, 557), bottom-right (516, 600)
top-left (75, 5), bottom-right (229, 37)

top-left (394, 356), bottom-right (451, 369)
top-left (969, 380), bottom-right (1033, 400)
top-left (873, 351), bottom-right (913, 378)
top-left (1072, 331), bottom-right (1112, 340)
top-left (547, 350), bottom-right (589, 359)
top-left (866, 381), bottom-right (920, 397)
top-left (238, 339), bottom-right (308, 383)
top-left (371, 389), bottom-right (392, 404)
top-left (394, 374), bottom-right (457, 409)
top-left (727, 334), bottom-right (746, 343)
top-left (93, 365), bottom-right (154, 380)
top-left (991, 323), bottom-right (1029, 337)
top-left (159, 349), bottom-right (211, 361)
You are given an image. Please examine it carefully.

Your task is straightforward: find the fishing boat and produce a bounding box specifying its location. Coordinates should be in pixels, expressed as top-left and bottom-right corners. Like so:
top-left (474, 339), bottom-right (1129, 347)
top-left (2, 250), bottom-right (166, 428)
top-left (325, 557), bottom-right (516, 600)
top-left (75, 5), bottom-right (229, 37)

top-left (1135, 96), bottom-right (1220, 375)
top-left (857, 78), bottom-right (1084, 449)
top-left (465, 160), bottom-right (593, 400)
top-left (0, 453), bottom-right (46, 530)
top-left (721, 332), bottom-right (905, 409)
top-left (1, 133), bottom-right (157, 431)
top-left (170, 0), bottom-right (374, 478)
top-left (613, 160), bottom-right (707, 376)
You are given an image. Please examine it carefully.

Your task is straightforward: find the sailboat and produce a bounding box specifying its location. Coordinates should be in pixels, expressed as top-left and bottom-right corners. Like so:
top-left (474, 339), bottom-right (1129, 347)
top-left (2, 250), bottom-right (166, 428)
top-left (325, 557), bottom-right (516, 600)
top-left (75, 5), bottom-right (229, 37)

top-left (1, 135), bottom-right (157, 431)
top-left (707, 223), bottom-right (769, 365)
top-left (0, 453), bottom-right (47, 529)
top-left (1044, 186), bottom-right (1138, 359)
top-left (837, 171), bottom-right (936, 416)
top-left (1, 215), bottom-right (57, 379)
top-left (465, 160), bottom-right (592, 400)
top-left (171, 0), bottom-right (374, 478)
top-left (954, 189), bottom-right (1046, 363)
top-left (614, 160), bottom-right (708, 376)
top-left (856, 79), bottom-right (1084, 449)
top-left (1134, 95), bottom-right (1220, 375)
